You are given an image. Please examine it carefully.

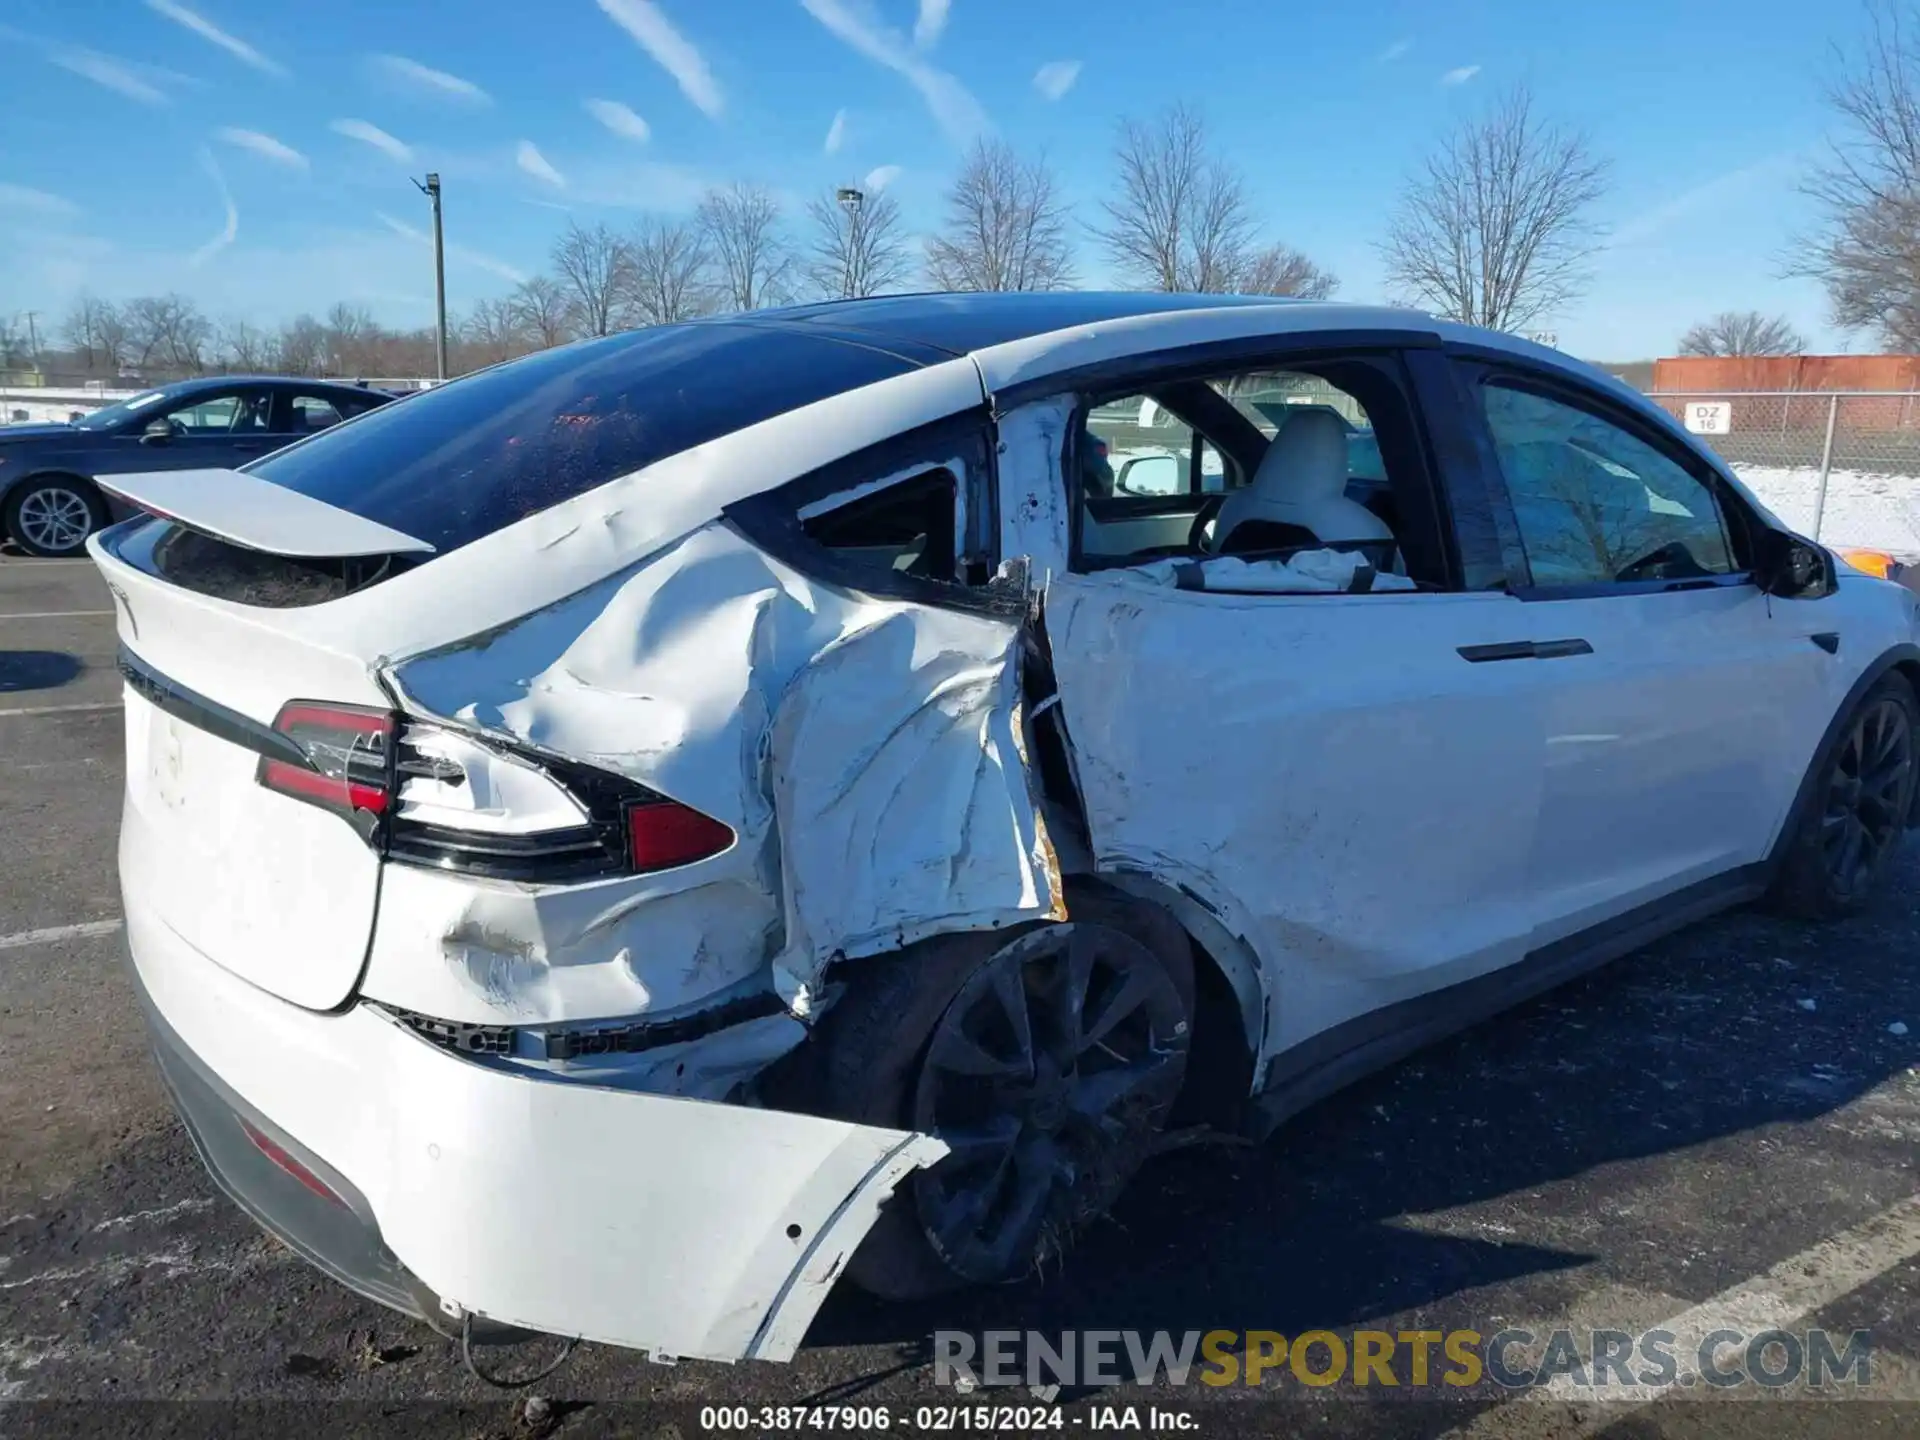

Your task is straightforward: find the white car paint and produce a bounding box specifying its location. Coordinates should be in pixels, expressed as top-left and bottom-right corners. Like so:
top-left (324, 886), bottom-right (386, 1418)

top-left (126, 896), bottom-right (947, 1362)
top-left (92, 295), bottom-right (1920, 1366)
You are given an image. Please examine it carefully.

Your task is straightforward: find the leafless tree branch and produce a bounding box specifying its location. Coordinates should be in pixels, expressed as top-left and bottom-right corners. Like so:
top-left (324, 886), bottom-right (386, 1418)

top-left (1379, 84), bottom-right (1609, 332)
top-left (551, 221), bottom-right (633, 337)
top-left (623, 216), bottom-right (714, 325)
top-left (926, 139), bottom-right (1075, 291)
top-left (1797, 0), bottom-right (1920, 348)
top-left (698, 183), bottom-right (796, 313)
top-left (1677, 310), bottom-right (1807, 356)
top-left (805, 189), bottom-right (913, 299)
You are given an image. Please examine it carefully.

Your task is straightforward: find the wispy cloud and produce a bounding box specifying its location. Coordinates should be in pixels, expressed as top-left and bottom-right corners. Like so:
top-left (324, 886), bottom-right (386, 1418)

top-left (1033, 60), bottom-right (1080, 101)
top-left (371, 53), bottom-right (491, 105)
top-left (456, 248), bottom-right (528, 284)
top-left (913, 0), bottom-right (949, 50)
top-left (1609, 149), bottom-right (1808, 249)
top-left (516, 140), bottom-right (566, 189)
top-left (190, 149), bottom-right (238, 266)
top-left (1378, 37), bottom-right (1412, 62)
top-left (585, 97), bottom-right (651, 142)
top-left (863, 164), bottom-right (902, 192)
top-left (378, 210), bottom-right (428, 244)
top-left (593, 0), bottom-right (723, 119)
top-left (800, 0), bottom-right (987, 144)
top-left (144, 0), bottom-right (284, 77)
top-left (50, 45), bottom-right (173, 104)
top-left (824, 107), bottom-right (847, 154)
top-left (0, 183), bottom-right (80, 218)
top-left (216, 127), bottom-right (308, 169)
top-left (331, 118), bottom-right (412, 163)
top-left (1440, 64), bottom-right (1481, 85)
top-left (379, 209), bottom-right (528, 284)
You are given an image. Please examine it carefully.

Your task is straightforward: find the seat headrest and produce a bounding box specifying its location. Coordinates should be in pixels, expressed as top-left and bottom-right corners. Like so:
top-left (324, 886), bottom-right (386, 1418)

top-left (1249, 410), bottom-right (1350, 502)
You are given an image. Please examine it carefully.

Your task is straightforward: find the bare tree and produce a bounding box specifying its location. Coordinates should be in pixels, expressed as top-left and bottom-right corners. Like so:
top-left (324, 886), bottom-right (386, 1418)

top-left (551, 221), bottom-right (633, 337)
top-left (1094, 104), bottom-right (1256, 291)
top-left (463, 297), bottom-right (530, 366)
top-left (275, 314), bottom-right (328, 375)
top-left (623, 217), bottom-right (713, 325)
top-left (324, 303), bottom-right (379, 374)
top-left (61, 295), bottom-right (122, 373)
top-left (1379, 85), bottom-right (1609, 331)
top-left (925, 139), bottom-right (1076, 292)
top-left (699, 184), bottom-right (795, 312)
top-left (805, 189), bottom-right (912, 299)
top-left (123, 294), bottom-right (212, 373)
top-left (1233, 243), bottom-right (1340, 300)
top-left (217, 318), bottom-right (277, 371)
top-left (1800, 0), bottom-right (1920, 349)
top-left (1677, 311), bottom-right (1808, 357)
top-left (510, 277), bottom-right (578, 349)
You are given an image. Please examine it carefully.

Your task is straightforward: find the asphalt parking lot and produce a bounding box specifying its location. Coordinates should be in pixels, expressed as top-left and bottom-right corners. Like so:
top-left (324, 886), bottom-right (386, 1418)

top-left (3, 550), bottom-right (1920, 1439)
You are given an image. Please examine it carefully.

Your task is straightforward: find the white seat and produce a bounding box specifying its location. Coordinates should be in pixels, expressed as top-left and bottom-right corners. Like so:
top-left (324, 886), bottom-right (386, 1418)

top-left (1211, 410), bottom-right (1392, 553)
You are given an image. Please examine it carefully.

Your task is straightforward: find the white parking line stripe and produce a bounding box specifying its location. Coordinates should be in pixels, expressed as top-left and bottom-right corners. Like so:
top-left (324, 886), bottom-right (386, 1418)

top-left (0, 610), bottom-right (114, 620)
top-left (0, 920), bottom-right (122, 951)
top-left (0, 700), bottom-right (120, 718)
top-left (1445, 1190), bottom-right (1920, 1433)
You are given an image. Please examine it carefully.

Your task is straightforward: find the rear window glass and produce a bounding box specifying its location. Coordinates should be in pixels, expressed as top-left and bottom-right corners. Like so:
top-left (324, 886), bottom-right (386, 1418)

top-left (242, 324), bottom-right (919, 556)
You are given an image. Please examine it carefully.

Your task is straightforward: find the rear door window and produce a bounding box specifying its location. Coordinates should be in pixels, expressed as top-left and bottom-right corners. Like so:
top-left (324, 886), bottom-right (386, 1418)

top-left (241, 325), bottom-right (921, 557)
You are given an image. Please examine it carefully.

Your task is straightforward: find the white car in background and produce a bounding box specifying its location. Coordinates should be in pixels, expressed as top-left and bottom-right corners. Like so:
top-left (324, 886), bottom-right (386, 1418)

top-left (94, 293), bottom-right (1920, 1369)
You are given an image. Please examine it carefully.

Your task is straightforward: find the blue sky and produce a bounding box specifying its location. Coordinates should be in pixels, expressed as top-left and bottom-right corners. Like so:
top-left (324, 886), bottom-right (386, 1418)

top-left (0, 0), bottom-right (1879, 359)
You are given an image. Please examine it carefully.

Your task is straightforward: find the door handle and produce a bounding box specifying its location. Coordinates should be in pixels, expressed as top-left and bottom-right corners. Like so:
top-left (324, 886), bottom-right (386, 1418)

top-left (1458, 641), bottom-right (1536, 663)
top-left (1533, 638), bottom-right (1594, 659)
top-left (1457, 638), bottom-right (1593, 663)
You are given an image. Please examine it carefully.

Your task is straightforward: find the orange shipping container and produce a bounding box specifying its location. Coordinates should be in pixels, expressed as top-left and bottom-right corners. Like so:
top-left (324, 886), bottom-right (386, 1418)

top-left (1652, 354), bottom-right (1920, 392)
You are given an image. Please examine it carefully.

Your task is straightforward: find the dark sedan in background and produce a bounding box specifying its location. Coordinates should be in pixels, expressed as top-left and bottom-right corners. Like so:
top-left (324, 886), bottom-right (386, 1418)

top-left (0, 376), bottom-right (393, 555)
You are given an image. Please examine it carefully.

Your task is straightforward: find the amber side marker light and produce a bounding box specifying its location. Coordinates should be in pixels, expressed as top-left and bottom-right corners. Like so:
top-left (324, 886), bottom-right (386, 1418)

top-left (1838, 547), bottom-right (1900, 580)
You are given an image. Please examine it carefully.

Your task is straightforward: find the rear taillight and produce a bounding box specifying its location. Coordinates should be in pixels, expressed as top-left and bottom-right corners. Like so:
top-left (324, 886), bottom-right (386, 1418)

top-left (627, 798), bottom-right (734, 873)
top-left (257, 701), bottom-right (393, 820)
top-left (240, 1119), bottom-right (345, 1207)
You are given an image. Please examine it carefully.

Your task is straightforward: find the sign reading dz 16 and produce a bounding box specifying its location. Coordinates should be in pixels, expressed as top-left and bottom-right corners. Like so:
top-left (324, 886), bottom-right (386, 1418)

top-left (1684, 401), bottom-right (1733, 435)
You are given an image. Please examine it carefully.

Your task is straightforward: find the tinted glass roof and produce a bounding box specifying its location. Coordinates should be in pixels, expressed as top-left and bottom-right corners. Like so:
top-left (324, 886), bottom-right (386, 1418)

top-left (749, 291), bottom-right (1296, 357)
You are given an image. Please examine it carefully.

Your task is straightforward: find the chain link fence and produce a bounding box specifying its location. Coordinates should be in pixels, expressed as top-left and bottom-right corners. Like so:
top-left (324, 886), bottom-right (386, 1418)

top-left (1648, 392), bottom-right (1920, 556)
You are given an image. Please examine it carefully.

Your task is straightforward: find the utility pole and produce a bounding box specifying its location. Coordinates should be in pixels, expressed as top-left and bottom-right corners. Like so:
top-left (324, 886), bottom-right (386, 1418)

top-left (414, 173), bottom-right (448, 381)
top-left (835, 187), bottom-right (864, 300)
top-left (22, 311), bottom-right (40, 371)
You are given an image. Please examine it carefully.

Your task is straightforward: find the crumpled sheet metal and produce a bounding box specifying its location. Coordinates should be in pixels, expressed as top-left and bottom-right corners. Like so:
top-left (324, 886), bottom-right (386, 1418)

top-left (381, 521), bottom-right (1059, 1026)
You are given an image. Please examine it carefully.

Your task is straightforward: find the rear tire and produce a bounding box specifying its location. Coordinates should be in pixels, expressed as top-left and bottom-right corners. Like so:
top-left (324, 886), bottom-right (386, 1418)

top-left (812, 886), bottom-right (1194, 1300)
top-left (1769, 672), bottom-right (1919, 919)
top-left (5, 476), bottom-right (107, 557)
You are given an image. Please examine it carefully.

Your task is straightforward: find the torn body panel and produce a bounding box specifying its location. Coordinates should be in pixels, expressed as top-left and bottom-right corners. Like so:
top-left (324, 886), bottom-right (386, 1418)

top-left (380, 521), bottom-right (1060, 1035)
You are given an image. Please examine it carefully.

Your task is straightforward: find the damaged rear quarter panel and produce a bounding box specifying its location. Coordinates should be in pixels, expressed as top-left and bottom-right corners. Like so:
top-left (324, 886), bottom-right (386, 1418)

top-left (377, 521), bottom-right (1061, 1031)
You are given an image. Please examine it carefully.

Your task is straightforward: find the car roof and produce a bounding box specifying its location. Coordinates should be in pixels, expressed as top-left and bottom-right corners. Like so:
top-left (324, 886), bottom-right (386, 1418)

top-left (730, 291), bottom-right (1304, 358)
top-left (141, 375), bottom-right (386, 398)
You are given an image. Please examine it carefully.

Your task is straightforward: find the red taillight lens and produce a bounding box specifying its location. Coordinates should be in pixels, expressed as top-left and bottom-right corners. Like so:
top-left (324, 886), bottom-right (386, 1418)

top-left (257, 701), bottom-right (393, 819)
top-left (626, 798), bottom-right (734, 873)
top-left (239, 1119), bottom-right (344, 1207)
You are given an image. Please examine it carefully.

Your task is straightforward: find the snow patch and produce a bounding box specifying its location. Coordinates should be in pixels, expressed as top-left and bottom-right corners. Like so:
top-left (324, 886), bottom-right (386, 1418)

top-left (1732, 465), bottom-right (1920, 556)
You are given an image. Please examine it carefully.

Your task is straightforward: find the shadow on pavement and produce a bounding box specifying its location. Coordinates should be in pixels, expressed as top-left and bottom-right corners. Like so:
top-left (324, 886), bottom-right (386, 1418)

top-left (0, 648), bottom-right (84, 693)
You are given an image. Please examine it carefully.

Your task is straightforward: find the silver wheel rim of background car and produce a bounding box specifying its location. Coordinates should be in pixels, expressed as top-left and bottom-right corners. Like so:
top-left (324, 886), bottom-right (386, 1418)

top-left (909, 924), bottom-right (1188, 1284)
top-left (17, 486), bottom-right (92, 554)
top-left (1824, 696), bottom-right (1915, 899)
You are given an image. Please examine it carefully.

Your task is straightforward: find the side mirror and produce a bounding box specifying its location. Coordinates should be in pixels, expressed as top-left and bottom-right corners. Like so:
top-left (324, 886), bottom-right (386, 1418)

top-left (1754, 528), bottom-right (1834, 599)
top-left (140, 420), bottom-right (171, 446)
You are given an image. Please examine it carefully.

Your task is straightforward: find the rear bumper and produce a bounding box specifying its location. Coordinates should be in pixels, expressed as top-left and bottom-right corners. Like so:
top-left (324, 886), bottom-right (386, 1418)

top-left (124, 905), bottom-right (946, 1362)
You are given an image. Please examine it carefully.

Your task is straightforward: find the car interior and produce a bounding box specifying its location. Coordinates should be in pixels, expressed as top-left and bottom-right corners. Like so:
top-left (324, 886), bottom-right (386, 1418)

top-left (1074, 362), bottom-right (1444, 590)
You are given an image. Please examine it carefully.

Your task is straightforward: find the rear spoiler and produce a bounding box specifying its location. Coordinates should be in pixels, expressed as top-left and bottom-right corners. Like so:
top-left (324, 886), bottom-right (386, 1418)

top-left (95, 468), bottom-right (435, 558)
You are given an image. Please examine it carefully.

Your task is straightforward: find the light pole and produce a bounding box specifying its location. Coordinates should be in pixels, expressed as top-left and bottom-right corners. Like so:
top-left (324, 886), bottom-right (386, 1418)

top-left (413, 172), bottom-right (448, 381)
top-left (835, 186), bottom-right (864, 300)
